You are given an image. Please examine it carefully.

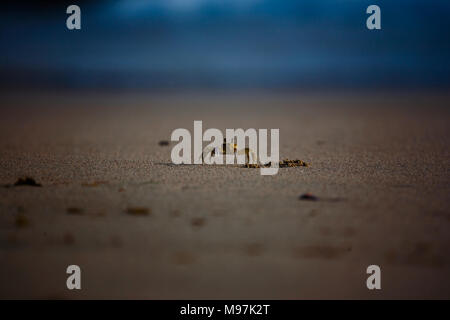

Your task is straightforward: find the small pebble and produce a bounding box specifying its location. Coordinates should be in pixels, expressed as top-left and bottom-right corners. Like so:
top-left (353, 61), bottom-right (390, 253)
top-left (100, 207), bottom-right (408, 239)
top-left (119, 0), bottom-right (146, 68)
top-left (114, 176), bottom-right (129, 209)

top-left (67, 207), bottom-right (84, 215)
top-left (299, 193), bottom-right (318, 201)
top-left (191, 217), bottom-right (206, 227)
top-left (13, 177), bottom-right (42, 187)
top-left (126, 207), bottom-right (150, 216)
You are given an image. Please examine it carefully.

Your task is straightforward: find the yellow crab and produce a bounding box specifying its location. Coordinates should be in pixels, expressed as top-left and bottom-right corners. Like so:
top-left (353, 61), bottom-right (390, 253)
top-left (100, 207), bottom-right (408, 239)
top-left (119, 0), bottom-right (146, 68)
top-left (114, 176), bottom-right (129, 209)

top-left (201, 138), bottom-right (257, 164)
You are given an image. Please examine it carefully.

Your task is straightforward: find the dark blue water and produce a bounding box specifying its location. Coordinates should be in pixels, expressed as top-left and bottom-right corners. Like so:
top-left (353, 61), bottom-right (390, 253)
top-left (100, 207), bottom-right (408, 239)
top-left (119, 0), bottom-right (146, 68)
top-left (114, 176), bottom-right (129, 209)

top-left (1, 0), bottom-right (449, 90)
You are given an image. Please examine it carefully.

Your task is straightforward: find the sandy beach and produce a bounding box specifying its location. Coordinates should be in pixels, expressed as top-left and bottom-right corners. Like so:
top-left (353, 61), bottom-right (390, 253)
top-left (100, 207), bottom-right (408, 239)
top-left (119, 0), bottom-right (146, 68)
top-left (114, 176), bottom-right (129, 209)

top-left (0, 92), bottom-right (449, 299)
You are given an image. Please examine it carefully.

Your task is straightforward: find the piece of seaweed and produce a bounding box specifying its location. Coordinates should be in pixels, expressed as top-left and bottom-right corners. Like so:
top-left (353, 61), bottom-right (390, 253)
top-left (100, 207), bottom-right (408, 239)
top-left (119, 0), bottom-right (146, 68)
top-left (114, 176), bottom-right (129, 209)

top-left (5, 177), bottom-right (42, 187)
top-left (243, 159), bottom-right (308, 168)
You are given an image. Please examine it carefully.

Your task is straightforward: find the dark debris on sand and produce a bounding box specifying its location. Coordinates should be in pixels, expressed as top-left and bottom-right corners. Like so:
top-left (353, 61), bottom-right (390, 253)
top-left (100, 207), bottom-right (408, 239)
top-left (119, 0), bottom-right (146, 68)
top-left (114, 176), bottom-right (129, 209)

top-left (15, 213), bottom-right (30, 228)
top-left (298, 193), bottom-right (344, 202)
top-left (191, 217), bottom-right (206, 227)
top-left (126, 207), bottom-right (151, 216)
top-left (299, 193), bottom-right (319, 201)
top-left (243, 159), bottom-right (308, 168)
top-left (14, 177), bottom-right (42, 187)
top-left (4, 177), bottom-right (42, 188)
top-left (67, 207), bottom-right (84, 215)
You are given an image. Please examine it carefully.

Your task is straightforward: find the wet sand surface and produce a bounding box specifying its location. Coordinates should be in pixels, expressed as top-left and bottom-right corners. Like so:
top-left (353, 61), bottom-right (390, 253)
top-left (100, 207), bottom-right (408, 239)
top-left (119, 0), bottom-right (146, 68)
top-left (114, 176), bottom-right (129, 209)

top-left (0, 92), bottom-right (449, 299)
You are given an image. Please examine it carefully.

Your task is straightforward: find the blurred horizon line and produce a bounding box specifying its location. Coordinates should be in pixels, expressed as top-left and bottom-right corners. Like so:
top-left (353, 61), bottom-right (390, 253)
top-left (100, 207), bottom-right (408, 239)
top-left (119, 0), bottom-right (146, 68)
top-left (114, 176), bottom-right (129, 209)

top-left (1, 0), bottom-right (449, 92)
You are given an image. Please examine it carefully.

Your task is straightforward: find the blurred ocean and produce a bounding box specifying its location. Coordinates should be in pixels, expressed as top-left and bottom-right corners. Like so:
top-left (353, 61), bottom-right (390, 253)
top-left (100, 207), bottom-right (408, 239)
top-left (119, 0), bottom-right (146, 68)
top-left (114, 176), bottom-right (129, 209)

top-left (1, 0), bottom-right (449, 90)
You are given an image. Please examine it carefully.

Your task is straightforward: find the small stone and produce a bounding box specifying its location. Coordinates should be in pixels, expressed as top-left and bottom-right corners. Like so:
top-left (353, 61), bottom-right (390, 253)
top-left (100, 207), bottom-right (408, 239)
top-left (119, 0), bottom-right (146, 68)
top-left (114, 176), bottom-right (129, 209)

top-left (299, 193), bottom-right (318, 201)
top-left (15, 214), bottom-right (30, 228)
top-left (191, 217), bottom-right (206, 227)
top-left (13, 177), bottom-right (42, 187)
top-left (67, 207), bottom-right (83, 215)
top-left (126, 207), bottom-right (150, 216)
